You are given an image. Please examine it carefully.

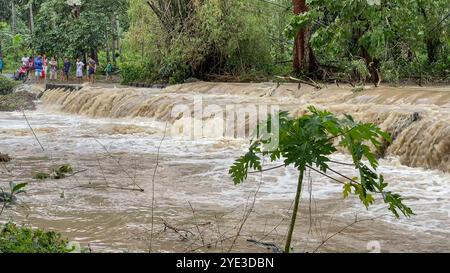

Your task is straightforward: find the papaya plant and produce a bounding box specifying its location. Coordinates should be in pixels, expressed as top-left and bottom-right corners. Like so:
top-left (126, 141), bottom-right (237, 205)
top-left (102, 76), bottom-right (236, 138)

top-left (229, 106), bottom-right (413, 253)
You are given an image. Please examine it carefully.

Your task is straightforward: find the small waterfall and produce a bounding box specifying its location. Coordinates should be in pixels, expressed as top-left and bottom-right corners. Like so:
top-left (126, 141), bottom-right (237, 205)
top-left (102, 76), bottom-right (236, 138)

top-left (41, 83), bottom-right (450, 172)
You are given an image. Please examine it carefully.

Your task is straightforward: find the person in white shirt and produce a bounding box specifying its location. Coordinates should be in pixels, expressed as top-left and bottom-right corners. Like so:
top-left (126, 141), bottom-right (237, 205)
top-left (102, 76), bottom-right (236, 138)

top-left (21, 56), bottom-right (29, 66)
top-left (76, 58), bottom-right (85, 84)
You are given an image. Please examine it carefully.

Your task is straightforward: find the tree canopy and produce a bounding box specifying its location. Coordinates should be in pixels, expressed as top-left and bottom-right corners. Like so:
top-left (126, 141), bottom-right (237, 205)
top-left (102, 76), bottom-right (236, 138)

top-left (0, 0), bottom-right (448, 83)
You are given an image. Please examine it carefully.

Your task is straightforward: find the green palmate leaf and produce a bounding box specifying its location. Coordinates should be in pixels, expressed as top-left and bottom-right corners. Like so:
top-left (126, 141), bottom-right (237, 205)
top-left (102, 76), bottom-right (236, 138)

top-left (343, 183), bottom-right (352, 199)
top-left (229, 151), bottom-right (262, 185)
top-left (12, 183), bottom-right (28, 195)
top-left (384, 192), bottom-right (415, 218)
top-left (230, 106), bottom-right (415, 253)
top-left (229, 106), bottom-right (414, 220)
top-left (284, 10), bottom-right (322, 39)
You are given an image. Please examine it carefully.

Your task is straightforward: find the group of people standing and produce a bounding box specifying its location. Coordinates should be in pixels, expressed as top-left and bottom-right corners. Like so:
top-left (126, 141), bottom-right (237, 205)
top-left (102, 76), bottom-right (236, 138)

top-left (20, 55), bottom-right (99, 84)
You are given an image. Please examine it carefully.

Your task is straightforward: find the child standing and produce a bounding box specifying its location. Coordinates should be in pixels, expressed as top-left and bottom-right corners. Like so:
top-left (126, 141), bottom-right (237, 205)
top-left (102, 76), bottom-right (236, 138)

top-left (87, 58), bottom-right (97, 85)
top-left (49, 57), bottom-right (58, 82)
top-left (76, 58), bottom-right (84, 84)
top-left (27, 55), bottom-right (34, 81)
top-left (63, 58), bottom-right (71, 82)
top-left (105, 62), bottom-right (113, 81)
top-left (42, 54), bottom-right (48, 80)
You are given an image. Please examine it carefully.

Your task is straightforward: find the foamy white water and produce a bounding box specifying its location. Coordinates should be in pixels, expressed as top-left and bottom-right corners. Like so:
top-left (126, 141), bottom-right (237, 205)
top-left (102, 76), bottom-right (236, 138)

top-left (1, 83), bottom-right (449, 252)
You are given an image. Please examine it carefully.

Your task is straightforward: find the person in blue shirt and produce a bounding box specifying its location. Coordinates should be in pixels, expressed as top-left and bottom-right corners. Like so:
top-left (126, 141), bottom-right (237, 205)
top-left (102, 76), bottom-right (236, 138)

top-left (34, 55), bottom-right (44, 83)
top-left (0, 57), bottom-right (4, 74)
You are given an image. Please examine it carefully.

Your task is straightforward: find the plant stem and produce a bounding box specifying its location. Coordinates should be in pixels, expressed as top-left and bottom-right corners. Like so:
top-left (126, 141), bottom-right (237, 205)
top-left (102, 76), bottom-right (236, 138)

top-left (284, 170), bottom-right (304, 253)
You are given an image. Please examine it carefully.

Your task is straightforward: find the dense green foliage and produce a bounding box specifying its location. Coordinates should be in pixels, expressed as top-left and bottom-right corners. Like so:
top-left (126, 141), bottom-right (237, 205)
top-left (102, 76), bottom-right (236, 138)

top-left (230, 107), bottom-right (413, 252)
top-left (121, 0), bottom-right (287, 84)
top-left (1, 0), bottom-right (448, 84)
top-left (33, 0), bottom-right (128, 58)
top-left (0, 223), bottom-right (72, 253)
top-left (0, 181), bottom-right (81, 253)
top-left (288, 0), bottom-right (450, 83)
top-left (0, 76), bottom-right (19, 95)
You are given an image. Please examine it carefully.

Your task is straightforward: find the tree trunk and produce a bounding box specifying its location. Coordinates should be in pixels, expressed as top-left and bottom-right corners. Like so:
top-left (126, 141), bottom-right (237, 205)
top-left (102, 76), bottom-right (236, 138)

top-left (90, 49), bottom-right (99, 65)
top-left (105, 32), bottom-right (111, 63)
top-left (111, 14), bottom-right (118, 65)
top-left (361, 47), bottom-right (381, 87)
top-left (425, 37), bottom-right (439, 64)
top-left (29, 0), bottom-right (35, 36)
top-left (11, 0), bottom-right (17, 35)
top-left (418, 4), bottom-right (440, 64)
top-left (285, 170), bottom-right (304, 253)
top-left (292, 0), bottom-right (317, 74)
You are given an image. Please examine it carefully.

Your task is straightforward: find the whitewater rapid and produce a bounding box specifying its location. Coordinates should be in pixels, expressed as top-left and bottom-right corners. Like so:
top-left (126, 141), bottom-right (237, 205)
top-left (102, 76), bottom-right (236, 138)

top-left (0, 82), bottom-right (449, 252)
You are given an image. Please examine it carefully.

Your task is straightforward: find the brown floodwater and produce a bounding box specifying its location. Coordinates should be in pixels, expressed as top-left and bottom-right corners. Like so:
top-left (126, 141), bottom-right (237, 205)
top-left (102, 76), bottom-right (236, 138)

top-left (0, 82), bottom-right (449, 253)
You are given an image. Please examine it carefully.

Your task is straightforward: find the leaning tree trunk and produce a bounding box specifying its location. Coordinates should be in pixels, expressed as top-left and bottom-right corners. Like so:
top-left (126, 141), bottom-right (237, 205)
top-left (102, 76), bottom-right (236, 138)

top-left (29, 0), bottom-right (35, 36)
top-left (292, 0), bottom-right (317, 74)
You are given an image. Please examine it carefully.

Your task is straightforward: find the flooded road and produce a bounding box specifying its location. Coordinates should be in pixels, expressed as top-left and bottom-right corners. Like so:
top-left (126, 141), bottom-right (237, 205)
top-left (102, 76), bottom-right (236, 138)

top-left (0, 82), bottom-right (449, 252)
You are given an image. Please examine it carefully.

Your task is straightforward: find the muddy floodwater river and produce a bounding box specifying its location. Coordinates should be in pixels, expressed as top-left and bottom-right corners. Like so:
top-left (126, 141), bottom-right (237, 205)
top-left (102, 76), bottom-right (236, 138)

top-left (1, 82), bottom-right (449, 252)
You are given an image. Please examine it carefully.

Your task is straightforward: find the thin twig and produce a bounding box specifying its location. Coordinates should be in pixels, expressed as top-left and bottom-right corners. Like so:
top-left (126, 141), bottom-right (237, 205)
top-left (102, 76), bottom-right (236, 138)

top-left (275, 75), bottom-right (323, 89)
top-left (249, 164), bottom-right (284, 174)
top-left (329, 160), bottom-right (354, 166)
top-left (22, 109), bottom-right (45, 151)
top-left (64, 169), bottom-right (88, 178)
top-left (228, 157), bottom-right (265, 252)
top-left (63, 184), bottom-right (144, 192)
top-left (247, 239), bottom-right (283, 253)
top-left (162, 218), bottom-right (195, 241)
top-left (149, 122), bottom-right (168, 253)
top-left (312, 215), bottom-right (384, 253)
top-left (92, 137), bottom-right (144, 192)
top-left (0, 200), bottom-right (7, 217)
top-left (188, 201), bottom-right (206, 247)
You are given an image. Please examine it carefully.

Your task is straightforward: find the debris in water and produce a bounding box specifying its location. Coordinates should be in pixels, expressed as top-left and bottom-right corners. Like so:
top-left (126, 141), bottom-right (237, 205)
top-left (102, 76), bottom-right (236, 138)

top-left (0, 153), bottom-right (11, 162)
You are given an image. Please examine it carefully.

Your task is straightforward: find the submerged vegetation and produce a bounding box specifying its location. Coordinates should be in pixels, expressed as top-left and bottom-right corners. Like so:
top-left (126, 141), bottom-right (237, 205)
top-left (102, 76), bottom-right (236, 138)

top-left (0, 176), bottom-right (82, 253)
top-left (33, 164), bottom-right (74, 180)
top-left (0, 223), bottom-right (74, 253)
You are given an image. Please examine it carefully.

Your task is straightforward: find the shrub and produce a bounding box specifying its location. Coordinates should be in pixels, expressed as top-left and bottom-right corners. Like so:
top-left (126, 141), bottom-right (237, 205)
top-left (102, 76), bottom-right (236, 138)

top-left (0, 223), bottom-right (73, 253)
top-left (120, 62), bottom-right (158, 85)
top-left (0, 77), bottom-right (19, 96)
